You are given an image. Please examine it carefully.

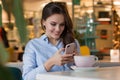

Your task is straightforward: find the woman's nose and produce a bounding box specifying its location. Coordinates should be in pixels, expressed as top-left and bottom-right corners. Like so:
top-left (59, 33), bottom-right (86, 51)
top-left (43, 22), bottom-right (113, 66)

top-left (55, 26), bottom-right (60, 31)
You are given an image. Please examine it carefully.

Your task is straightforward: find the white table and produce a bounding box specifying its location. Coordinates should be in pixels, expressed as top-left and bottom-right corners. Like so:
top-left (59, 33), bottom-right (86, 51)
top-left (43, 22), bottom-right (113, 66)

top-left (5, 59), bottom-right (120, 73)
top-left (97, 57), bottom-right (120, 67)
top-left (36, 67), bottom-right (120, 80)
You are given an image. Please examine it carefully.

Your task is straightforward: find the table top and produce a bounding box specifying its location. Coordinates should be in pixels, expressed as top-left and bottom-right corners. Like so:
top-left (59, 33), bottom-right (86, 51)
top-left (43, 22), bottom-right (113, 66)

top-left (5, 57), bottom-right (120, 74)
top-left (97, 56), bottom-right (120, 67)
top-left (36, 67), bottom-right (120, 80)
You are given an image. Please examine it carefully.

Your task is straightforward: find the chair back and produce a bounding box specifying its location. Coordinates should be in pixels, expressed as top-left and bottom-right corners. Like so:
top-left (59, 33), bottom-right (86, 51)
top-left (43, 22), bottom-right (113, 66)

top-left (8, 67), bottom-right (22, 80)
top-left (80, 46), bottom-right (90, 56)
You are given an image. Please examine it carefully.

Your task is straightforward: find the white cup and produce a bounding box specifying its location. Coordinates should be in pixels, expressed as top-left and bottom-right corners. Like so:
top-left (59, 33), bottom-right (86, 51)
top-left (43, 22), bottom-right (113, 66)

top-left (74, 55), bottom-right (98, 67)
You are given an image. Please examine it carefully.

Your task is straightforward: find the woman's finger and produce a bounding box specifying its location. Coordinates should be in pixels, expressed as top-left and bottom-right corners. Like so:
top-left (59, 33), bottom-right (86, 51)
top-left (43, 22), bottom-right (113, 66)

top-left (58, 48), bottom-right (65, 54)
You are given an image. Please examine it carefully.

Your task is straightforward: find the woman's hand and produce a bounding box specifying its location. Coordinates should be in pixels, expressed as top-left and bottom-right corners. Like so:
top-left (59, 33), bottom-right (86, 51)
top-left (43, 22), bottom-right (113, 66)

top-left (72, 50), bottom-right (80, 63)
top-left (73, 50), bottom-right (80, 56)
top-left (51, 48), bottom-right (74, 66)
top-left (44, 48), bottom-right (78, 71)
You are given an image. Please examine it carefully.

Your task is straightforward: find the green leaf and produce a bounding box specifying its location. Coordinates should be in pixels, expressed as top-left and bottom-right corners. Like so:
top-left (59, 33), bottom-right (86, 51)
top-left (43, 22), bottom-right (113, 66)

top-left (12, 0), bottom-right (28, 45)
top-left (0, 5), bottom-right (2, 26)
top-left (0, 41), bottom-right (8, 65)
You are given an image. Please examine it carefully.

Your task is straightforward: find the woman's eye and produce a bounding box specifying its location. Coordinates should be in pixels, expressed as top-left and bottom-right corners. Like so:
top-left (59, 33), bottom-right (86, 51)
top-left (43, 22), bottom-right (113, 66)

top-left (51, 23), bottom-right (56, 26)
top-left (60, 24), bottom-right (65, 26)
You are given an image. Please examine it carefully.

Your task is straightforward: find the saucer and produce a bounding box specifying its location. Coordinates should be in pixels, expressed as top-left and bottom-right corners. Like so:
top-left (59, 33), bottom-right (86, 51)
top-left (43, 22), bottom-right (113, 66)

top-left (70, 66), bottom-right (99, 72)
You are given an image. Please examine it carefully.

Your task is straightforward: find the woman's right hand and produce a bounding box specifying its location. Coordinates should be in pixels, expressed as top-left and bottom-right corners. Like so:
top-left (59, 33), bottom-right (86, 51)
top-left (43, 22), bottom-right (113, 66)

top-left (52, 48), bottom-right (74, 66)
top-left (52, 48), bottom-right (65, 66)
top-left (44, 48), bottom-right (73, 71)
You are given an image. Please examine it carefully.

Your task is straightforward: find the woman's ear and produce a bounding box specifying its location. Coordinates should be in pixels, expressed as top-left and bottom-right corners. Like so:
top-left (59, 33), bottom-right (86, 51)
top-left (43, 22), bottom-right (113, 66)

top-left (41, 19), bottom-right (45, 26)
top-left (41, 20), bottom-right (46, 30)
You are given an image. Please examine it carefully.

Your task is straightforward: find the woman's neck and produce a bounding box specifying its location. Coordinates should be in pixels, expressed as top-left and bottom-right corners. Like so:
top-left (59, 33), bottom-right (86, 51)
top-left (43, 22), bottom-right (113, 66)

top-left (45, 34), bottom-right (59, 45)
top-left (49, 39), bottom-right (58, 45)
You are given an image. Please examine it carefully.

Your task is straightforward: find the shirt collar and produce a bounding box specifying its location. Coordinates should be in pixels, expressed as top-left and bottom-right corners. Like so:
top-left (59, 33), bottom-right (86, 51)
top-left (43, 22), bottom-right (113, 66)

top-left (40, 34), bottom-right (62, 45)
top-left (40, 34), bottom-right (49, 43)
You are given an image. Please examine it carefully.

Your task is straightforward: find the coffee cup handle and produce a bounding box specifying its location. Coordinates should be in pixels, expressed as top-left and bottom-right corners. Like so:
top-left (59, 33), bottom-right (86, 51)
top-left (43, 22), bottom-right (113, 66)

top-left (94, 56), bottom-right (98, 61)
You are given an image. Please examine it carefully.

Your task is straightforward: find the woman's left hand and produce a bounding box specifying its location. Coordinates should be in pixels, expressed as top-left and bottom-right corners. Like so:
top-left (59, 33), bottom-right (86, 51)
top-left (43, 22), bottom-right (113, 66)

top-left (62, 53), bottom-right (74, 64)
top-left (73, 50), bottom-right (80, 56)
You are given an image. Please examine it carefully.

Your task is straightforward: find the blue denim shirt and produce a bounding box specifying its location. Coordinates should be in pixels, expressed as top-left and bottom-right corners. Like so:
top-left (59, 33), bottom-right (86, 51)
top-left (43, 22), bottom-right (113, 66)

top-left (22, 34), bottom-right (80, 80)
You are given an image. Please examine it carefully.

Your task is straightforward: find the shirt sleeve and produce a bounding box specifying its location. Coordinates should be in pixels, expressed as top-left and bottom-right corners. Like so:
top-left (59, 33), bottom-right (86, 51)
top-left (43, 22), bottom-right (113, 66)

top-left (75, 39), bottom-right (80, 54)
top-left (22, 40), bottom-right (47, 80)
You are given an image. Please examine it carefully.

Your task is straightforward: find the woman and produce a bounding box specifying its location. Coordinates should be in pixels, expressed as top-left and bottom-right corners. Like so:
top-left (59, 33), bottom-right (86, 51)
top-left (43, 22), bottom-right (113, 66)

top-left (22, 2), bottom-right (80, 80)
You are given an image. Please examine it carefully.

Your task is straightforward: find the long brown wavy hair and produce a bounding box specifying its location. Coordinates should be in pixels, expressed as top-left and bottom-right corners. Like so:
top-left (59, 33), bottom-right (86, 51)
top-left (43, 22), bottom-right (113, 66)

top-left (41, 2), bottom-right (75, 47)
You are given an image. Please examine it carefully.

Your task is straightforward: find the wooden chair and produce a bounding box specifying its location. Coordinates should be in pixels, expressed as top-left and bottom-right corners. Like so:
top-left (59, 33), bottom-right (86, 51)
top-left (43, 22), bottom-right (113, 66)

top-left (6, 47), bottom-right (18, 62)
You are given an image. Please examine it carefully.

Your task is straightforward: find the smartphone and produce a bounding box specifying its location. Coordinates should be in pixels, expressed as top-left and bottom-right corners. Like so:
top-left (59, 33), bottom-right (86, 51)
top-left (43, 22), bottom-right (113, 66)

top-left (65, 43), bottom-right (76, 54)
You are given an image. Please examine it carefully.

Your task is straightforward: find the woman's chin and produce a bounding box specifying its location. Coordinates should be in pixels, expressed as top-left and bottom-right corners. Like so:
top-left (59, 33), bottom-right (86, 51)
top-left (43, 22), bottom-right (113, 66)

top-left (53, 36), bottom-right (60, 39)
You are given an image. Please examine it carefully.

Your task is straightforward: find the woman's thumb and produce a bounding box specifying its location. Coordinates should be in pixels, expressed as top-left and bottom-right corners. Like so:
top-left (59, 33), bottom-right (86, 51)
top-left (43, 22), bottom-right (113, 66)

top-left (58, 48), bottom-right (65, 53)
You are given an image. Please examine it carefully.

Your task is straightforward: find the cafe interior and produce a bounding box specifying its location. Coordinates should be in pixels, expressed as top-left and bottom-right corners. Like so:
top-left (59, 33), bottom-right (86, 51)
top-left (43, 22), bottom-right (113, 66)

top-left (1, 0), bottom-right (120, 80)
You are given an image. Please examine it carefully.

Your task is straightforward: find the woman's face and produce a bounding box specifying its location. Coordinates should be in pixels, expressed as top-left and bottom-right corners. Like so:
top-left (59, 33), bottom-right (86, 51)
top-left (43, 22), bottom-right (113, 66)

top-left (43, 14), bottom-right (65, 40)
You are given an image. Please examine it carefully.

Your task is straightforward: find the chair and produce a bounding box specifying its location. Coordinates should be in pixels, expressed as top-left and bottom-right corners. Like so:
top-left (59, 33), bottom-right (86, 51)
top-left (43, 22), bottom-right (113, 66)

top-left (0, 66), bottom-right (22, 80)
top-left (7, 67), bottom-right (22, 80)
top-left (6, 47), bottom-right (19, 62)
top-left (80, 46), bottom-right (90, 56)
